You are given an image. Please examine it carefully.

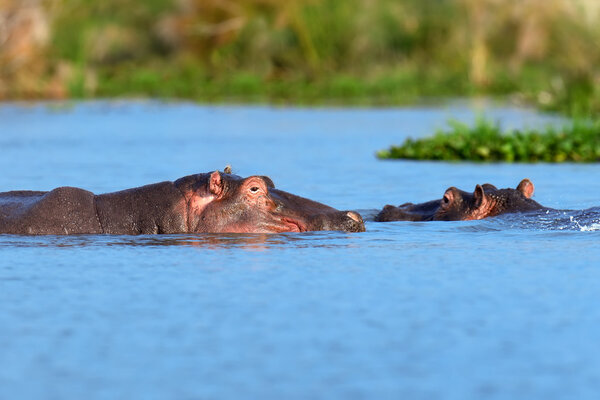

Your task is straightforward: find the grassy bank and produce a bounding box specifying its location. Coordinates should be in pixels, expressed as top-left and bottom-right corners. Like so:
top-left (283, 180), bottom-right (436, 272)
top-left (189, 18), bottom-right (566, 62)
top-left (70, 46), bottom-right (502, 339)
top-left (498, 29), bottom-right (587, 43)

top-left (377, 118), bottom-right (600, 162)
top-left (2, 0), bottom-right (600, 114)
top-left (88, 63), bottom-right (471, 105)
top-left (68, 62), bottom-right (584, 109)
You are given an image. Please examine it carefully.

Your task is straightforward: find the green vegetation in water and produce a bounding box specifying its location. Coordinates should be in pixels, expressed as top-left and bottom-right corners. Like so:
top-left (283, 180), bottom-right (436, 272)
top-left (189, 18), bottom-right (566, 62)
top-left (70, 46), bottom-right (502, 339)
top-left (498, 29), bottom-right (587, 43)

top-left (377, 119), bottom-right (600, 162)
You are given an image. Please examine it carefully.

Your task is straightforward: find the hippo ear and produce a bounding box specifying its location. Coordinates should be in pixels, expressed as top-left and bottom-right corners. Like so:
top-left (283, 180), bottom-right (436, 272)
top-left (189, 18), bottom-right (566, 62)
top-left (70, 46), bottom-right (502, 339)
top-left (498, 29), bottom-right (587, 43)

top-left (473, 184), bottom-right (486, 208)
top-left (517, 179), bottom-right (534, 198)
top-left (209, 171), bottom-right (223, 196)
top-left (481, 183), bottom-right (498, 191)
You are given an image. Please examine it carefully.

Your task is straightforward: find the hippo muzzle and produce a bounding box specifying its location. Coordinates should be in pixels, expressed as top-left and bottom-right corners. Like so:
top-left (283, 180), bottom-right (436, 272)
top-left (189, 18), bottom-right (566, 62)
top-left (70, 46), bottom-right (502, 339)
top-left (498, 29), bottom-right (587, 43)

top-left (304, 210), bottom-right (365, 232)
top-left (268, 188), bottom-right (365, 233)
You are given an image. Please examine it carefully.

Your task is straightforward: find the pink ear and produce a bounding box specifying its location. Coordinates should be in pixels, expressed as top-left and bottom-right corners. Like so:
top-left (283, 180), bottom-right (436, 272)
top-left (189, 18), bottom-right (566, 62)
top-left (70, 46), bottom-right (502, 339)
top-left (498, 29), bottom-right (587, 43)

top-left (209, 171), bottom-right (223, 196)
top-left (517, 179), bottom-right (534, 198)
top-left (473, 184), bottom-right (485, 208)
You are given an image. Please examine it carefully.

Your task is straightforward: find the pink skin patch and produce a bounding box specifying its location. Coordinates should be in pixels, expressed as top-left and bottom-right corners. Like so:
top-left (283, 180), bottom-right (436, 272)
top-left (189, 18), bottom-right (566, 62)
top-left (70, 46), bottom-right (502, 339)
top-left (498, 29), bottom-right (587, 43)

top-left (464, 197), bottom-right (495, 220)
top-left (217, 215), bottom-right (307, 234)
top-left (179, 189), bottom-right (215, 231)
top-left (181, 181), bottom-right (308, 233)
top-left (275, 218), bottom-right (307, 232)
top-left (189, 194), bottom-right (215, 215)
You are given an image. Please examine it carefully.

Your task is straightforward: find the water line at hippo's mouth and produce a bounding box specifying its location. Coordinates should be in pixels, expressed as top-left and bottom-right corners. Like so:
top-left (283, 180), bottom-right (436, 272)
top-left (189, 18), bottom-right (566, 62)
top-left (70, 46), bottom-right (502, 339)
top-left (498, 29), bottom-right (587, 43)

top-left (279, 217), bottom-right (307, 232)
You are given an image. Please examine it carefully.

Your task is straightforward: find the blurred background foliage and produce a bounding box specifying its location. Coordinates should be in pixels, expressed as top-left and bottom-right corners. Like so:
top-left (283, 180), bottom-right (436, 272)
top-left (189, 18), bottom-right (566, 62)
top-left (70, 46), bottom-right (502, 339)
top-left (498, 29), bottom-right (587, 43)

top-left (1, 0), bottom-right (600, 114)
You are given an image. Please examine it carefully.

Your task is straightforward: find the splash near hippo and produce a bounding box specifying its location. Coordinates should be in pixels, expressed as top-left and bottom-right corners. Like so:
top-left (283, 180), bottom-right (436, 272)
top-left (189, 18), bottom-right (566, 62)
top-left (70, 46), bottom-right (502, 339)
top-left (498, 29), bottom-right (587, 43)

top-left (375, 179), bottom-right (545, 222)
top-left (0, 170), bottom-right (365, 235)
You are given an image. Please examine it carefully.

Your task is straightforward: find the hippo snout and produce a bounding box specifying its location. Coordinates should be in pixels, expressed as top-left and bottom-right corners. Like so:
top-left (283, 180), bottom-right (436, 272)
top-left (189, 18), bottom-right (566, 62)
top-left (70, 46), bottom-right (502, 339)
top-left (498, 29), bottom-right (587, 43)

top-left (306, 210), bottom-right (365, 232)
top-left (344, 211), bottom-right (366, 232)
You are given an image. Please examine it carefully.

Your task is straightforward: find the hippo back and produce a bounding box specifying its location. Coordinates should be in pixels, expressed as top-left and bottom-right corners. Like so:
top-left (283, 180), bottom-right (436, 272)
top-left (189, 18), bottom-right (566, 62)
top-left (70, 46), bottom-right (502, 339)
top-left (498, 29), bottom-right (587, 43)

top-left (94, 181), bottom-right (188, 234)
top-left (0, 187), bottom-right (102, 234)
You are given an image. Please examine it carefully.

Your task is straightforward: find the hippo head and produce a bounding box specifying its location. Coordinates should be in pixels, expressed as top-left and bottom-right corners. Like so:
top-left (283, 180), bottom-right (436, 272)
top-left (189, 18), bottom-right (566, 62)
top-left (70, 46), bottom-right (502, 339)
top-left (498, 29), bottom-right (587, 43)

top-left (174, 171), bottom-right (365, 233)
top-left (433, 178), bottom-right (539, 220)
top-left (375, 178), bottom-right (543, 222)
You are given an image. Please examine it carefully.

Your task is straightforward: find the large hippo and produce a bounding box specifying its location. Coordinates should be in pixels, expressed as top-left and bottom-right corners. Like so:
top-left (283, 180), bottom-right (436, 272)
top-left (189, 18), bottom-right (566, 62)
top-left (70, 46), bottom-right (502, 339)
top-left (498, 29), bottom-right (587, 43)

top-left (0, 171), bottom-right (365, 234)
top-left (375, 179), bottom-right (545, 221)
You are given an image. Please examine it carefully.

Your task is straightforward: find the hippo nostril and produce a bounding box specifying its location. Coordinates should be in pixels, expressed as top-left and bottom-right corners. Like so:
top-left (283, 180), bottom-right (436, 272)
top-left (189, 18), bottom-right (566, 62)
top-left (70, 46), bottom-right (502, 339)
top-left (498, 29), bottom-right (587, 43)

top-left (346, 211), bottom-right (363, 223)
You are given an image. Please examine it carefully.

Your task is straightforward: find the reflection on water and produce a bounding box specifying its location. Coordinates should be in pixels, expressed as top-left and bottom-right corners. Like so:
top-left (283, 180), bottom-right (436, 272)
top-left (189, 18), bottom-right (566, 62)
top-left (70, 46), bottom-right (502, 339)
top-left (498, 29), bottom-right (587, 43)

top-left (0, 231), bottom-right (363, 249)
top-left (1, 207), bottom-right (599, 254)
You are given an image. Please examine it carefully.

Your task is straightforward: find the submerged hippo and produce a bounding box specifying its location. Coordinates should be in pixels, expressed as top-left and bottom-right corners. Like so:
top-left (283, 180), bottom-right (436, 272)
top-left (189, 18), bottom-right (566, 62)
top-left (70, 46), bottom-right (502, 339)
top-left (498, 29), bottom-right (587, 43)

top-left (0, 171), bottom-right (365, 235)
top-left (375, 179), bottom-right (544, 222)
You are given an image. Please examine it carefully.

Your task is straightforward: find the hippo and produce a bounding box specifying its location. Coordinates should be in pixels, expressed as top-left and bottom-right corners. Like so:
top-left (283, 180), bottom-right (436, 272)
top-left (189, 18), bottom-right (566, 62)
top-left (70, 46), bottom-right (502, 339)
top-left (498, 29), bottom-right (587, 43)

top-left (0, 170), bottom-right (365, 235)
top-left (375, 179), bottom-right (545, 222)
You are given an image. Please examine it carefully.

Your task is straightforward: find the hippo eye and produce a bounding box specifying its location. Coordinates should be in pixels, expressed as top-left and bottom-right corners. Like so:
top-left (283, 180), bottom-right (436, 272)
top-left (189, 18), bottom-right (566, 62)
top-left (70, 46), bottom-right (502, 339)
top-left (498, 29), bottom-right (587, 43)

top-left (250, 186), bottom-right (260, 193)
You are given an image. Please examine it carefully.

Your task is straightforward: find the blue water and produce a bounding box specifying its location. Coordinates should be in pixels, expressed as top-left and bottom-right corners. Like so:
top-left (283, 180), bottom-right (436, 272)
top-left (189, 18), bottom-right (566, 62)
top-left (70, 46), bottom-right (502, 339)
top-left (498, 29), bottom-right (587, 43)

top-left (1, 101), bottom-right (600, 400)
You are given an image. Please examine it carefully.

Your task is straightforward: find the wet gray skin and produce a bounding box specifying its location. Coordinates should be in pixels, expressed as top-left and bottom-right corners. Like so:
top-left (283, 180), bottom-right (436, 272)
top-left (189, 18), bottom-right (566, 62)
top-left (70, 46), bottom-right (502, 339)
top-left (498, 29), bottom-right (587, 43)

top-left (0, 171), bottom-right (365, 235)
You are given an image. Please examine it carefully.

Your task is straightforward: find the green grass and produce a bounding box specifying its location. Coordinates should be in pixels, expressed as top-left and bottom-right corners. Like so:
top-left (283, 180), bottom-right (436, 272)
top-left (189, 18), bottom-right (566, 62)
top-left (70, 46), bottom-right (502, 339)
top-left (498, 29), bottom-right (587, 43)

top-left (85, 62), bottom-right (471, 105)
top-left (377, 118), bottom-right (600, 162)
top-left (4, 0), bottom-right (600, 115)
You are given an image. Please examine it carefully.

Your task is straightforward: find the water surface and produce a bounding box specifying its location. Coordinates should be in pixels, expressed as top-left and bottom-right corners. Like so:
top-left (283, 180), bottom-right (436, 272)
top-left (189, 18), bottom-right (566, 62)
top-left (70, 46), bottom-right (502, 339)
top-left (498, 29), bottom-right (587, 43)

top-left (1, 102), bottom-right (599, 400)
